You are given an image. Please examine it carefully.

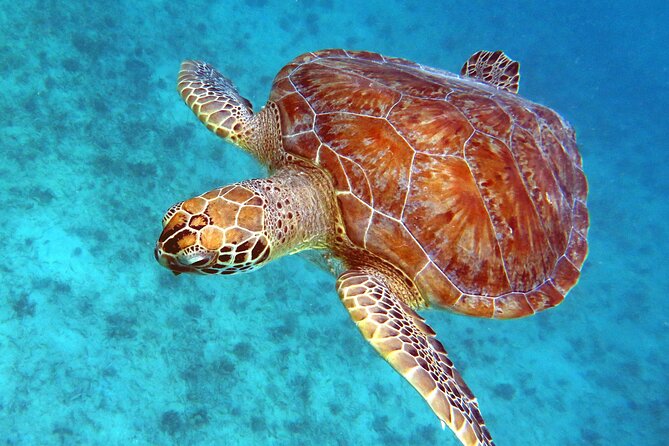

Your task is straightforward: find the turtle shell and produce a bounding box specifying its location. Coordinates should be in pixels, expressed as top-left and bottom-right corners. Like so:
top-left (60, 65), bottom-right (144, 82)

top-left (270, 49), bottom-right (588, 319)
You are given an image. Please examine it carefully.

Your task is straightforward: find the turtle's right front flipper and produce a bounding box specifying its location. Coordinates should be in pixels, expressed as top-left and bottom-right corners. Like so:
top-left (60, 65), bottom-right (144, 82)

top-left (337, 268), bottom-right (495, 446)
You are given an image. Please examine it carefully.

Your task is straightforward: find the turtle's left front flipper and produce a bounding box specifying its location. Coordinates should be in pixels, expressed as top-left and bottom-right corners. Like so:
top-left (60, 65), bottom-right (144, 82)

top-left (337, 268), bottom-right (495, 446)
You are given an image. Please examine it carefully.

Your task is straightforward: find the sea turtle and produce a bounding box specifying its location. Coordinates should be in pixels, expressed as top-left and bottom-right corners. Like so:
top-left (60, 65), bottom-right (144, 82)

top-left (155, 49), bottom-right (588, 445)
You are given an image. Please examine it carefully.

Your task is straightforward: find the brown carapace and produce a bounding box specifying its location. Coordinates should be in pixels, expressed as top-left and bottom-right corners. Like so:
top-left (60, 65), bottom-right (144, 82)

top-left (156, 49), bottom-right (588, 446)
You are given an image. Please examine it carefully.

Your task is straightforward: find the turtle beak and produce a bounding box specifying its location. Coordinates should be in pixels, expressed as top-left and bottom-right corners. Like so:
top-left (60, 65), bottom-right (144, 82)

top-left (154, 244), bottom-right (169, 268)
top-left (154, 244), bottom-right (184, 275)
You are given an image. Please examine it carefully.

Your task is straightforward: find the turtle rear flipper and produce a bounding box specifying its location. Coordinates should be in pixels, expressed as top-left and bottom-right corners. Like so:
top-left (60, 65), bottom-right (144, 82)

top-left (337, 268), bottom-right (495, 446)
top-left (460, 50), bottom-right (520, 94)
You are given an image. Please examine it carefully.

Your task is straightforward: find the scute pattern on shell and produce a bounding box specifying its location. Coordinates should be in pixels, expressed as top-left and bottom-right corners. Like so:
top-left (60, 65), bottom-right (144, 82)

top-left (271, 49), bottom-right (588, 318)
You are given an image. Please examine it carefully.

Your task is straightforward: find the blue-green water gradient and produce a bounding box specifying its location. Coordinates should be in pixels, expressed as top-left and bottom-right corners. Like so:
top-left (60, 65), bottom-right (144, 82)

top-left (1, 1), bottom-right (667, 445)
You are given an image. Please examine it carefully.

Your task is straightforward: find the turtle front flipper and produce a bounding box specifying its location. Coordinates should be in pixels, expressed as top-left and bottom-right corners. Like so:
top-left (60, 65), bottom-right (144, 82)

top-left (177, 60), bottom-right (284, 166)
top-left (337, 268), bottom-right (495, 446)
top-left (177, 60), bottom-right (255, 148)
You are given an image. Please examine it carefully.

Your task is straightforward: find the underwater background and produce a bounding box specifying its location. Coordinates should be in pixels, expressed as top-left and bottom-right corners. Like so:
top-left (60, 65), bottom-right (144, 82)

top-left (1, 1), bottom-right (668, 445)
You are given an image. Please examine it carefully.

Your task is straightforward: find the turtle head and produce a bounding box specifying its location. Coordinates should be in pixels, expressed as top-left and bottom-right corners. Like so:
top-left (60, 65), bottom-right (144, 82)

top-left (155, 183), bottom-right (272, 275)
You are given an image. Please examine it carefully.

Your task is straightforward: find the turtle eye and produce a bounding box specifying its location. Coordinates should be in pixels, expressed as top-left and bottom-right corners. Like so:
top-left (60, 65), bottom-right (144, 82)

top-left (176, 250), bottom-right (216, 267)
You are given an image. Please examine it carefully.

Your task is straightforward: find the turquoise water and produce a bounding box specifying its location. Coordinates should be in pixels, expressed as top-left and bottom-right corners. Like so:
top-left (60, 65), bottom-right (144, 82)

top-left (2, 1), bottom-right (668, 445)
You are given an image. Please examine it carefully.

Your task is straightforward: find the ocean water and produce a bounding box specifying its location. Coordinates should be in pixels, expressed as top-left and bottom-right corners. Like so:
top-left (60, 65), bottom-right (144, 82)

top-left (1, 1), bottom-right (667, 445)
